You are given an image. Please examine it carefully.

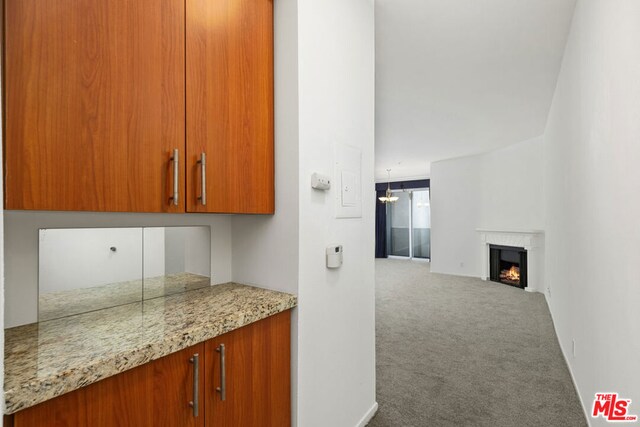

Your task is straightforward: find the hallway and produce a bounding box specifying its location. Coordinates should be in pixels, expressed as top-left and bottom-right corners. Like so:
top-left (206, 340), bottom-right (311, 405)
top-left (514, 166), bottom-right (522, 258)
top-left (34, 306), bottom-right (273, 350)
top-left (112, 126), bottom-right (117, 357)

top-left (368, 259), bottom-right (586, 426)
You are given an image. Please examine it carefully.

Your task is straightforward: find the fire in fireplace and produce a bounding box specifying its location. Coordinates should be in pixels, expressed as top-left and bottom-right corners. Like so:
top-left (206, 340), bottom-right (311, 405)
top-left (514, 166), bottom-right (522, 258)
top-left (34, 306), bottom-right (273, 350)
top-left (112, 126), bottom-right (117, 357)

top-left (500, 265), bottom-right (520, 284)
top-left (489, 245), bottom-right (527, 289)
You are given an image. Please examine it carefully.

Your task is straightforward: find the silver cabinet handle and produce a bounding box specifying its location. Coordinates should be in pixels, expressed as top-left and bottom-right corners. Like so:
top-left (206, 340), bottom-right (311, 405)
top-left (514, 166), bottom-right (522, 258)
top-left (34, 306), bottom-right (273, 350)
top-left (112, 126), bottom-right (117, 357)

top-left (215, 344), bottom-right (226, 401)
top-left (189, 353), bottom-right (199, 417)
top-left (197, 152), bottom-right (206, 205)
top-left (169, 149), bottom-right (179, 206)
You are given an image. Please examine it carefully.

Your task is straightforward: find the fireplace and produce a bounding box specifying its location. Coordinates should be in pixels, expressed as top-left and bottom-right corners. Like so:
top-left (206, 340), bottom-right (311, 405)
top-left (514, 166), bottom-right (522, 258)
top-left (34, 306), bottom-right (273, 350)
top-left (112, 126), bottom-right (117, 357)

top-left (478, 229), bottom-right (542, 293)
top-left (489, 245), bottom-right (527, 289)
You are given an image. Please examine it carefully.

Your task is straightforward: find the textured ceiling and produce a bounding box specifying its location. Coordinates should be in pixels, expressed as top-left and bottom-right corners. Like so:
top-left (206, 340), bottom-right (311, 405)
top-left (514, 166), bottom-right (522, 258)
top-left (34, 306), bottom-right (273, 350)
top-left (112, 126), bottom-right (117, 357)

top-left (375, 0), bottom-right (576, 180)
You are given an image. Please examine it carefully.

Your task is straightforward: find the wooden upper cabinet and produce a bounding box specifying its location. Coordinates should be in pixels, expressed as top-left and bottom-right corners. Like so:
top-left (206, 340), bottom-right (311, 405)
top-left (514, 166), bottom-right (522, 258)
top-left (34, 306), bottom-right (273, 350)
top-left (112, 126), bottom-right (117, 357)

top-left (4, 0), bottom-right (186, 212)
top-left (3, 0), bottom-right (274, 214)
top-left (186, 0), bottom-right (274, 214)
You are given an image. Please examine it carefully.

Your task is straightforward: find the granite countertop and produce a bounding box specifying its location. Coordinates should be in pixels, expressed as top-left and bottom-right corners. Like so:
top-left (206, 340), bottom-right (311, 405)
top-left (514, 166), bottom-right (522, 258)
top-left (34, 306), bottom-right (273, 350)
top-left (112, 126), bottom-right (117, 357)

top-left (4, 283), bottom-right (297, 414)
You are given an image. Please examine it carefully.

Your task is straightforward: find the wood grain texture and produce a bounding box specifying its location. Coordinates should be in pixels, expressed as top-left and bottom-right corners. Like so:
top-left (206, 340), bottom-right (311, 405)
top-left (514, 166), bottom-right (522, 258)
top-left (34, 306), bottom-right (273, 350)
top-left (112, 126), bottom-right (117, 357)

top-left (11, 344), bottom-right (204, 427)
top-left (11, 387), bottom-right (89, 427)
top-left (186, 0), bottom-right (274, 214)
top-left (4, 0), bottom-right (185, 212)
top-left (87, 357), bottom-right (154, 427)
top-left (250, 309), bottom-right (291, 425)
top-left (205, 310), bottom-right (291, 427)
top-left (147, 345), bottom-right (206, 427)
top-left (206, 317), bottom-right (254, 427)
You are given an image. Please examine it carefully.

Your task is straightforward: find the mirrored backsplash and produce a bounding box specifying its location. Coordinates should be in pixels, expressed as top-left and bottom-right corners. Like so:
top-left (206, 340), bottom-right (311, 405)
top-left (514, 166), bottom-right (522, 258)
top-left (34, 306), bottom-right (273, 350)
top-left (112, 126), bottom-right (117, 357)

top-left (142, 227), bottom-right (211, 299)
top-left (38, 226), bottom-right (211, 322)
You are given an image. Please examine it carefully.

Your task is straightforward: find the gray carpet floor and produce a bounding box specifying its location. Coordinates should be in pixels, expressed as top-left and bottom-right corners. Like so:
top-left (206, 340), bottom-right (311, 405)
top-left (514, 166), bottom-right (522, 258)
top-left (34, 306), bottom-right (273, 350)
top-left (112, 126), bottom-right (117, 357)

top-left (368, 259), bottom-right (587, 427)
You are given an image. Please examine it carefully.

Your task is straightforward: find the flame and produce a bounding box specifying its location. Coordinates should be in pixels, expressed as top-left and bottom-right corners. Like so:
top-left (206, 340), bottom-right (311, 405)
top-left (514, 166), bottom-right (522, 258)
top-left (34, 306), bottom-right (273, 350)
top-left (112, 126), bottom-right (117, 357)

top-left (503, 265), bottom-right (520, 281)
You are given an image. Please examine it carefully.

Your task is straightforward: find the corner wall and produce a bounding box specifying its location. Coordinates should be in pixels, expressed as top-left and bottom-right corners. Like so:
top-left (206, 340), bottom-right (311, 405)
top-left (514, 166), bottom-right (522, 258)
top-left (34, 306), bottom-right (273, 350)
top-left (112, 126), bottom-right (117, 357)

top-left (431, 137), bottom-right (544, 276)
top-left (296, 1), bottom-right (376, 425)
top-left (542, 0), bottom-right (640, 422)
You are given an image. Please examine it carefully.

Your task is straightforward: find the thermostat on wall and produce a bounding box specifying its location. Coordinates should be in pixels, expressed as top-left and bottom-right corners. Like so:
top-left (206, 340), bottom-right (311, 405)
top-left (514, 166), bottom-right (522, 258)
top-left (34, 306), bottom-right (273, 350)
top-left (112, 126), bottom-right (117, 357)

top-left (326, 245), bottom-right (343, 269)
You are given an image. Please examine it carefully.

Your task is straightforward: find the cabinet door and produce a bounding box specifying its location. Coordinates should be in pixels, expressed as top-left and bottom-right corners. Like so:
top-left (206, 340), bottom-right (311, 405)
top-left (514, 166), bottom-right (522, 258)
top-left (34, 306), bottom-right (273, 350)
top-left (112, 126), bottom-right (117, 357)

top-left (205, 310), bottom-right (291, 427)
top-left (186, 0), bottom-right (274, 214)
top-left (10, 366), bottom-right (145, 427)
top-left (10, 387), bottom-right (90, 427)
top-left (4, 0), bottom-right (186, 212)
top-left (84, 358), bottom-right (155, 427)
top-left (12, 344), bottom-right (204, 427)
top-left (143, 344), bottom-right (205, 427)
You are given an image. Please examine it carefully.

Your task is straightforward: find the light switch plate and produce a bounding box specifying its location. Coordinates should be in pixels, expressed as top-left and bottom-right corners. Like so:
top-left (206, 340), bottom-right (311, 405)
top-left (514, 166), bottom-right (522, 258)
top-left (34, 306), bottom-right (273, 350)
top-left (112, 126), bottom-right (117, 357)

top-left (341, 171), bottom-right (357, 206)
top-left (335, 144), bottom-right (362, 218)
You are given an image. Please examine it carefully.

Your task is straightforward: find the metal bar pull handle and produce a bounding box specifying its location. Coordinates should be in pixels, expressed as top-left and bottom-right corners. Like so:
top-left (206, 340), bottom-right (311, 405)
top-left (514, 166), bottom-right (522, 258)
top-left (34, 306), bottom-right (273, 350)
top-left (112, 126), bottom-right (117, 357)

top-left (169, 149), bottom-right (179, 206)
top-left (197, 152), bottom-right (206, 205)
top-left (215, 344), bottom-right (226, 401)
top-left (189, 353), bottom-right (199, 417)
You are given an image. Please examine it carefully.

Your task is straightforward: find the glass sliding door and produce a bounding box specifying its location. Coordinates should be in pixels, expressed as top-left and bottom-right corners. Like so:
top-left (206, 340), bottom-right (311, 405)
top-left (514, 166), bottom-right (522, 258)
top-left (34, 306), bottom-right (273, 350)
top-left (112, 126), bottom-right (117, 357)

top-left (386, 188), bottom-right (430, 259)
top-left (386, 191), bottom-right (411, 257)
top-left (412, 189), bottom-right (431, 259)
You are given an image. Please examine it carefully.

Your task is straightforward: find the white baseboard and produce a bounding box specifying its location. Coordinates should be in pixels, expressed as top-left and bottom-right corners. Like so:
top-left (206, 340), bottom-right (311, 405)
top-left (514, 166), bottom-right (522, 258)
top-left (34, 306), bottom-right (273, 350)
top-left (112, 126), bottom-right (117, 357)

top-left (355, 402), bottom-right (379, 427)
top-left (544, 295), bottom-right (591, 426)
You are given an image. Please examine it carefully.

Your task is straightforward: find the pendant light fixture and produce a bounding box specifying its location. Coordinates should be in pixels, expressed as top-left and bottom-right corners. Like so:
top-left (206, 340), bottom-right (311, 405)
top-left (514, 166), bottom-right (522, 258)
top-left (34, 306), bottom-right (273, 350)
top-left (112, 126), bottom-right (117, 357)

top-left (378, 169), bottom-right (399, 204)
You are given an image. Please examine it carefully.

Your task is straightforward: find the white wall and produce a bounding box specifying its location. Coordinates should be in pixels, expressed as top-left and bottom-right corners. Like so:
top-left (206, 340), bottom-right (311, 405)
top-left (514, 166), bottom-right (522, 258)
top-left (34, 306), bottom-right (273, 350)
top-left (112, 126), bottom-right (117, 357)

top-left (431, 137), bottom-right (544, 276)
top-left (39, 228), bottom-right (144, 293)
top-left (542, 0), bottom-right (640, 423)
top-left (374, 174), bottom-right (430, 184)
top-left (479, 138), bottom-right (545, 231)
top-left (296, 1), bottom-right (376, 426)
top-left (430, 154), bottom-right (483, 276)
top-left (4, 212), bottom-right (232, 328)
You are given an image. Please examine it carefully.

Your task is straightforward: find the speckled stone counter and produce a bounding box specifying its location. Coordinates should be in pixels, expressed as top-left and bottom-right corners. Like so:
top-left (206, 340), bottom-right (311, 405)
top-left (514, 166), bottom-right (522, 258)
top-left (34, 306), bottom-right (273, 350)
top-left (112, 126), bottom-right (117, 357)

top-left (4, 283), bottom-right (297, 415)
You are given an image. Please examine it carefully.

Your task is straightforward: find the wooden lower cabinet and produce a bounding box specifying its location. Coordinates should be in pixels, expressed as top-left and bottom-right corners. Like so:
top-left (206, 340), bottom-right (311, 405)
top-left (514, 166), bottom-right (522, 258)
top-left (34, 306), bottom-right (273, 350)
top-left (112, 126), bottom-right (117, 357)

top-left (5, 311), bottom-right (291, 427)
top-left (205, 310), bottom-right (291, 427)
top-left (10, 344), bottom-right (204, 427)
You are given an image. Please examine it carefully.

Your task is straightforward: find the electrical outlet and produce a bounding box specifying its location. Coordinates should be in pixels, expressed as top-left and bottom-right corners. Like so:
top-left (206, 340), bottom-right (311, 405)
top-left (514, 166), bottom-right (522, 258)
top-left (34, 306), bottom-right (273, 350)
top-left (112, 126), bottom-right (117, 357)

top-left (572, 339), bottom-right (576, 357)
top-left (460, 261), bottom-right (464, 268)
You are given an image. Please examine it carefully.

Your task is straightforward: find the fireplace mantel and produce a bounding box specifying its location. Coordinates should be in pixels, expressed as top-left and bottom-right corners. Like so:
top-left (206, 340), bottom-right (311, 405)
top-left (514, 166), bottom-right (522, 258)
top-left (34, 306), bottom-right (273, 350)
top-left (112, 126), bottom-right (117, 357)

top-left (476, 229), bottom-right (545, 293)
top-left (476, 228), bottom-right (544, 234)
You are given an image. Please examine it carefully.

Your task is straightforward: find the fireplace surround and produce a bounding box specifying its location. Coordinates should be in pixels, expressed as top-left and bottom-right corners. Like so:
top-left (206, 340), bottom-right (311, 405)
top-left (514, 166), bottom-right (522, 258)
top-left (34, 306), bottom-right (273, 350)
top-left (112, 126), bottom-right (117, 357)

top-left (477, 229), bottom-right (544, 293)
